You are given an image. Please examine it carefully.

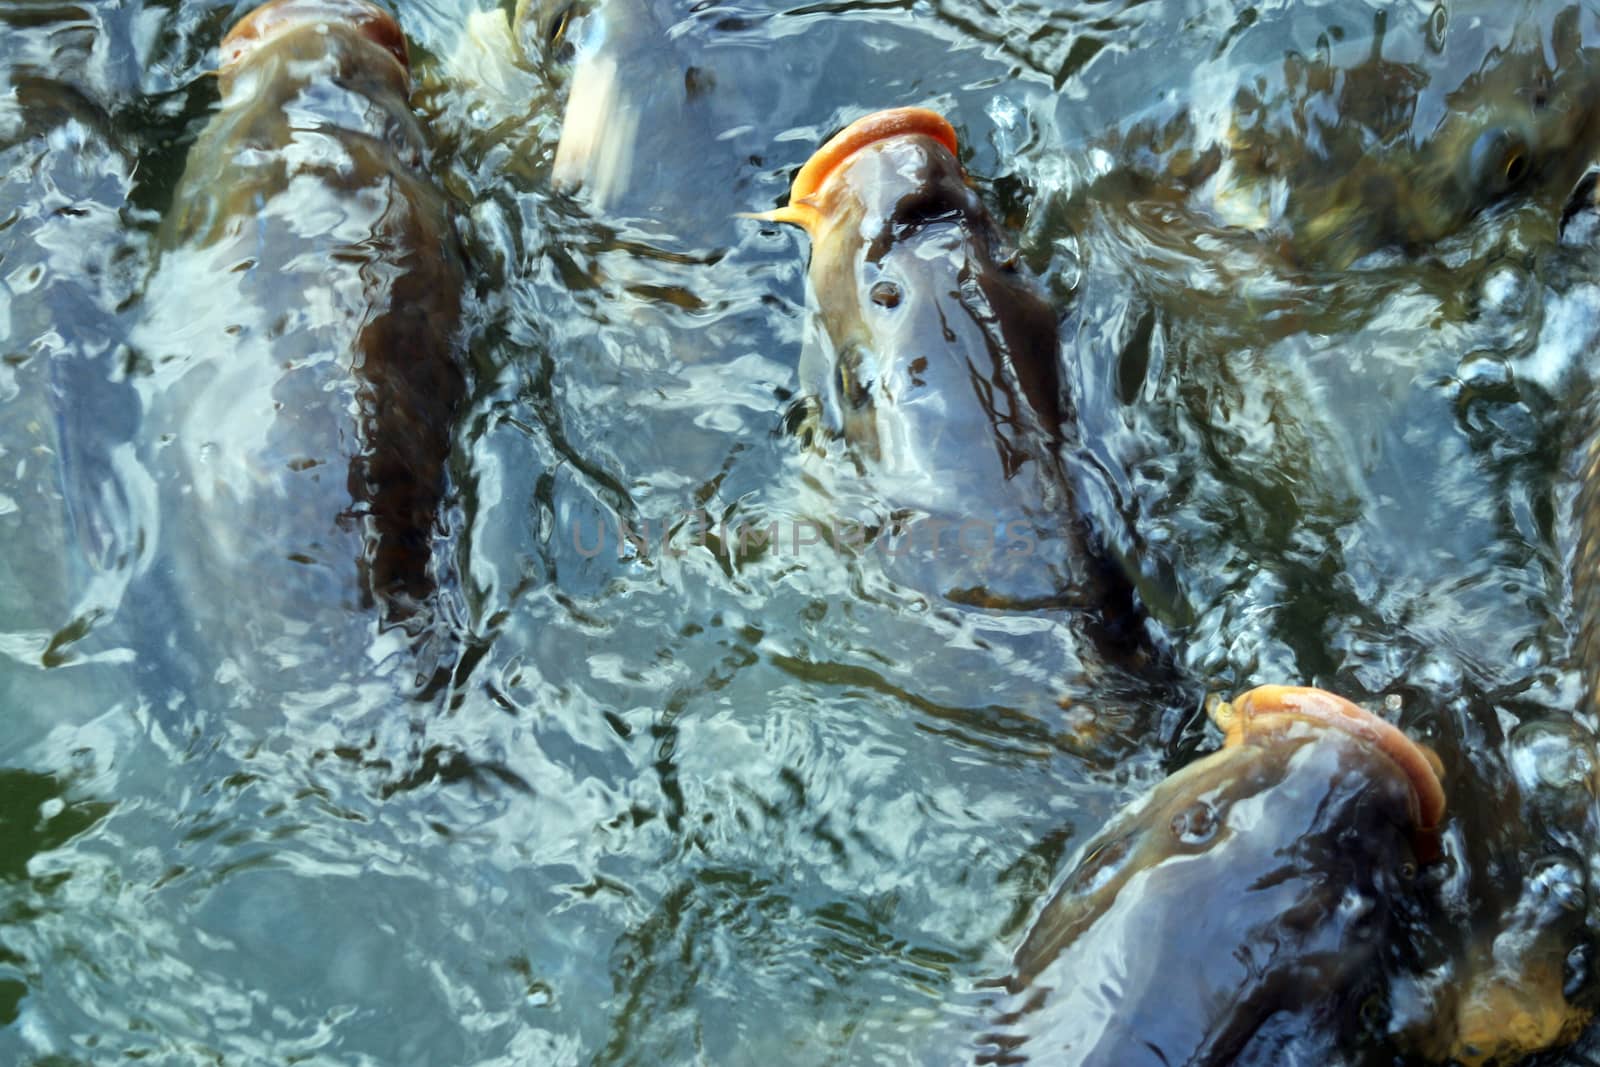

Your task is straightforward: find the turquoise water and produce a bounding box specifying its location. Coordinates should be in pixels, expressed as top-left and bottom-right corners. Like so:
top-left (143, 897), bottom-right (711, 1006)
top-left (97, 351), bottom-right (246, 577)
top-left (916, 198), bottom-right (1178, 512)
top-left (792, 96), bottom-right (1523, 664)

top-left (3, 0), bottom-right (1600, 1063)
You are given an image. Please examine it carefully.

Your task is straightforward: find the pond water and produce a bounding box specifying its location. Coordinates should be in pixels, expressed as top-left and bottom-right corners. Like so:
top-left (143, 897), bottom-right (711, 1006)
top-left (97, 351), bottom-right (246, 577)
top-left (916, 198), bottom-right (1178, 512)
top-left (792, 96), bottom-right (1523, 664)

top-left (3, 0), bottom-right (1600, 1063)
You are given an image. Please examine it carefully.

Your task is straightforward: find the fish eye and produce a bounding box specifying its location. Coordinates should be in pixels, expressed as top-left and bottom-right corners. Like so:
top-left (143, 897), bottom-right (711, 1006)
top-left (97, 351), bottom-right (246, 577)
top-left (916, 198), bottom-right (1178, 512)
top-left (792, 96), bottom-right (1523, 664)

top-left (546, 3), bottom-right (574, 46)
top-left (1503, 149), bottom-right (1529, 186)
top-left (1169, 801), bottom-right (1219, 845)
top-left (868, 280), bottom-right (902, 309)
top-left (1468, 127), bottom-right (1532, 197)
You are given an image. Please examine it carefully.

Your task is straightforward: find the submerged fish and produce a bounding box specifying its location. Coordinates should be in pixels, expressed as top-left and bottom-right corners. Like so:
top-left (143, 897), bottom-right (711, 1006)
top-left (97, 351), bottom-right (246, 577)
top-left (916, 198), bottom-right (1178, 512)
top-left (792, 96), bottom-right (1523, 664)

top-left (514, 0), bottom-right (746, 239)
top-left (752, 108), bottom-right (1128, 614)
top-left (992, 685), bottom-right (1446, 1066)
top-left (515, 0), bottom-right (640, 207)
top-left (138, 0), bottom-right (465, 699)
top-left (1028, 6), bottom-right (1600, 1059)
top-left (1040, 2), bottom-right (1600, 271)
top-left (0, 73), bottom-right (148, 671)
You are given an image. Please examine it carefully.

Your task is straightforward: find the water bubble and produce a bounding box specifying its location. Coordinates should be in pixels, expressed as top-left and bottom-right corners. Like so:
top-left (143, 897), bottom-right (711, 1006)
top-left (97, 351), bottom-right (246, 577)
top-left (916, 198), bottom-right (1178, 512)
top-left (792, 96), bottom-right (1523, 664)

top-left (986, 95), bottom-right (1021, 159)
top-left (1044, 235), bottom-right (1082, 301)
top-left (1337, 886), bottom-right (1375, 923)
top-left (1508, 720), bottom-right (1597, 797)
top-left (1453, 352), bottom-right (1511, 396)
top-left (1478, 263), bottom-right (1531, 321)
top-left (1529, 856), bottom-right (1587, 913)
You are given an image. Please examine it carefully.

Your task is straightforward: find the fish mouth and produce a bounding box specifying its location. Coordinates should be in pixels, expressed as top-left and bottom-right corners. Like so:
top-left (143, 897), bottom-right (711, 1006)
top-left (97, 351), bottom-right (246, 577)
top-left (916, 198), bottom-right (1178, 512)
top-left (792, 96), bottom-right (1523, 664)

top-left (220, 0), bottom-right (410, 76)
top-left (1212, 684), bottom-right (1447, 837)
top-left (749, 106), bottom-right (959, 234)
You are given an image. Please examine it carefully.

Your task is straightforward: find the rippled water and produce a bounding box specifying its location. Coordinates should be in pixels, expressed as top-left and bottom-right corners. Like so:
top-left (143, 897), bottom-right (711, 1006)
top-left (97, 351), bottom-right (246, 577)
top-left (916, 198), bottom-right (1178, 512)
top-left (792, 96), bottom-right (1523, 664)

top-left (4, 0), bottom-right (1600, 1063)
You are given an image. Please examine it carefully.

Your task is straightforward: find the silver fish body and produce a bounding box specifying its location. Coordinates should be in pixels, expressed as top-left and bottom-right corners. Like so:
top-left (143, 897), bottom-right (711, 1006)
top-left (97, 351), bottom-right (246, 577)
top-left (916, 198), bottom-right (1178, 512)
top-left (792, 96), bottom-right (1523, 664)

top-left (993, 687), bottom-right (1443, 1065)
top-left (0, 74), bottom-right (149, 673)
top-left (760, 109), bottom-right (1129, 616)
top-left (139, 0), bottom-right (466, 707)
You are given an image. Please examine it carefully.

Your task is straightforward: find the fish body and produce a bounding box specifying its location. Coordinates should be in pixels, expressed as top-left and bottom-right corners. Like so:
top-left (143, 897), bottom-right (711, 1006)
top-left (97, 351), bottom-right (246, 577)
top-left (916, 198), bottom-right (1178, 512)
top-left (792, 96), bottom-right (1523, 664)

top-left (1041, 2), bottom-right (1600, 270)
top-left (791, 114), bottom-right (1061, 496)
top-left (1036, 6), bottom-right (1600, 1058)
top-left (139, 0), bottom-right (466, 699)
top-left (0, 73), bottom-right (148, 672)
top-left (515, 0), bottom-right (743, 236)
top-left (757, 109), bottom-right (1122, 612)
top-left (994, 686), bottom-right (1443, 1065)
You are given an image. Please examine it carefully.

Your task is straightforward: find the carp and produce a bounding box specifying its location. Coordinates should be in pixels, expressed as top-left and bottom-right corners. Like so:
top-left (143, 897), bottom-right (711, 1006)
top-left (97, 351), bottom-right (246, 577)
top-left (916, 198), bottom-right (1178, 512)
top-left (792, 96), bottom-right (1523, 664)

top-left (1038, 2), bottom-right (1600, 271)
top-left (138, 0), bottom-right (466, 703)
top-left (750, 107), bottom-right (1127, 614)
top-left (0, 72), bottom-right (148, 675)
top-left (991, 686), bottom-right (1445, 1066)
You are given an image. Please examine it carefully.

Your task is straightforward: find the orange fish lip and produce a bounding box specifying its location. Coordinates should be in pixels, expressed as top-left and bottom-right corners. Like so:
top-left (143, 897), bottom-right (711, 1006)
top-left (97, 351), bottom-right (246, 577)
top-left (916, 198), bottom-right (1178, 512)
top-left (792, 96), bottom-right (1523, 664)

top-left (1215, 684), bottom-right (1448, 834)
top-left (750, 107), bottom-right (960, 234)
top-left (220, 0), bottom-right (409, 76)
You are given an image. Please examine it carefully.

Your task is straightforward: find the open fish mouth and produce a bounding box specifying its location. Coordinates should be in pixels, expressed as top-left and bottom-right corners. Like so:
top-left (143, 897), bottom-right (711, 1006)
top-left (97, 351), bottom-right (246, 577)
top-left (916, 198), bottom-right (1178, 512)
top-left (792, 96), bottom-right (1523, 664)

top-left (749, 106), bottom-right (959, 234)
top-left (219, 0), bottom-right (409, 75)
top-left (1213, 684), bottom-right (1447, 837)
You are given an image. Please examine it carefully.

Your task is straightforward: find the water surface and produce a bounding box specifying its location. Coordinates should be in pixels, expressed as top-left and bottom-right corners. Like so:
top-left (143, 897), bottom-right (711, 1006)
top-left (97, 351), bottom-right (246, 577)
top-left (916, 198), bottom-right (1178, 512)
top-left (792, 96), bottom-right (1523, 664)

top-left (3, 0), bottom-right (1600, 1063)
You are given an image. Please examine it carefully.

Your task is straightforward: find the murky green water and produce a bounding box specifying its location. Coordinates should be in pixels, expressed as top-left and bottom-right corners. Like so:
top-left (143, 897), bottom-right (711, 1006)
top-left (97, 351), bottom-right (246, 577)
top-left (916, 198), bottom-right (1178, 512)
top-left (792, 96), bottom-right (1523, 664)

top-left (4, 0), bottom-right (1600, 1063)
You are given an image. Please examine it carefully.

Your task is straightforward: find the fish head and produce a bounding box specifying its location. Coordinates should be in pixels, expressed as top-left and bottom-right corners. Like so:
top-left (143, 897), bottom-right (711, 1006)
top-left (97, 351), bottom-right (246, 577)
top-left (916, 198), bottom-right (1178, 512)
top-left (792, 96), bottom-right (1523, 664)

top-left (219, 0), bottom-right (409, 92)
top-left (1285, 7), bottom-right (1600, 261)
top-left (1424, 10), bottom-right (1600, 243)
top-left (1002, 686), bottom-right (1445, 1065)
top-left (756, 108), bottom-right (1061, 476)
top-left (516, 0), bottom-right (601, 63)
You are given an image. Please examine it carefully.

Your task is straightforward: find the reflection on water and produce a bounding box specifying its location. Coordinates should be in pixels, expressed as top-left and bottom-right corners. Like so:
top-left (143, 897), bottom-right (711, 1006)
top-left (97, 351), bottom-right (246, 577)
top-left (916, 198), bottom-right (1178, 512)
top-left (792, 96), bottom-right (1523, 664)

top-left (1, 0), bottom-right (1599, 1063)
